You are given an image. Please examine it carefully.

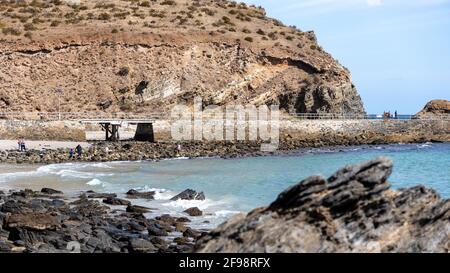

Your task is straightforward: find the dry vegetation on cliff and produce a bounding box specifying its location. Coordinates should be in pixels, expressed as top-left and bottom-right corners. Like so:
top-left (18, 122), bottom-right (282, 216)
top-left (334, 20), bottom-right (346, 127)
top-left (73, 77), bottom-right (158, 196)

top-left (0, 0), bottom-right (364, 114)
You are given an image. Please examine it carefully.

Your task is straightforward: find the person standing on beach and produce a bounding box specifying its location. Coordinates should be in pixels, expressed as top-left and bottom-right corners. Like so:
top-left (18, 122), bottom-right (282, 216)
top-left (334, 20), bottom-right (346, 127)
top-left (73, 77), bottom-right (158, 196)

top-left (17, 139), bottom-right (21, 151)
top-left (176, 143), bottom-right (182, 157)
top-left (69, 148), bottom-right (75, 159)
top-left (20, 140), bottom-right (26, 152)
top-left (76, 144), bottom-right (82, 158)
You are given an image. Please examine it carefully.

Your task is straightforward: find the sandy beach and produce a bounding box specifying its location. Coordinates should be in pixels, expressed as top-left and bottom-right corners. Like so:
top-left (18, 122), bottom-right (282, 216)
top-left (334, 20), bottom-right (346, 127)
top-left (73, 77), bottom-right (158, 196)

top-left (0, 140), bottom-right (91, 151)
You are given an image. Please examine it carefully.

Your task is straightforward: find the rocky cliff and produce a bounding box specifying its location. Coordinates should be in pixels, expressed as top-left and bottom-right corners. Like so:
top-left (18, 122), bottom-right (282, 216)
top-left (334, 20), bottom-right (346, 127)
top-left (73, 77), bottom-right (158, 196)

top-left (195, 157), bottom-right (450, 253)
top-left (0, 0), bottom-right (365, 115)
top-left (416, 100), bottom-right (450, 118)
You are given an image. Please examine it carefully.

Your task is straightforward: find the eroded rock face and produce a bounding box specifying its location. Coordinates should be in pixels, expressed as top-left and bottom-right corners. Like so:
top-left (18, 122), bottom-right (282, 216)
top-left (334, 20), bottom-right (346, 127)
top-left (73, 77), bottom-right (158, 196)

top-left (195, 157), bottom-right (449, 253)
top-left (0, 0), bottom-right (364, 115)
top-left (416, 100), bottom-right (450, 118)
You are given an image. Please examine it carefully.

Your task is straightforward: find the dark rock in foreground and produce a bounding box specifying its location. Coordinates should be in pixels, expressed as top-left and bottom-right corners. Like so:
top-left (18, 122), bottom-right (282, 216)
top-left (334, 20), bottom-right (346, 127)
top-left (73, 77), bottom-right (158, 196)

top-left (195, 157), bottom-right (450, 253)
top-left (171, 189), bottom-right (205, 201)
top-left (0, 188), bottom-right (202, 253)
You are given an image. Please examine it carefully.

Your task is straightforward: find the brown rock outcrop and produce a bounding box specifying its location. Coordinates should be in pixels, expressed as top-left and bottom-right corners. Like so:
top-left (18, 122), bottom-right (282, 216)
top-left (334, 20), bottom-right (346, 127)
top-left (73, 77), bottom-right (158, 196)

top-left (195, 157), bottom-right (449, 253)
top-left (416, 100), bottom-right (450, 118)
top-left (0, 0), bottom-right (364, 115)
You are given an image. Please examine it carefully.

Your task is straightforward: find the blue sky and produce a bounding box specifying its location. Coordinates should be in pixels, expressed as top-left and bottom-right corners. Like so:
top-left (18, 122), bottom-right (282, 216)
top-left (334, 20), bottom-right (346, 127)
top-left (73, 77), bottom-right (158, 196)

top-left (242, 0), bottom-right (450, 114)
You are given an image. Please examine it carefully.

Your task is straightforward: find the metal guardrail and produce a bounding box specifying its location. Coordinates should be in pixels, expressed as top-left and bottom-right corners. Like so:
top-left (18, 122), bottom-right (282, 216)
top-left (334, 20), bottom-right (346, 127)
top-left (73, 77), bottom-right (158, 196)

top-left (0, 112), bottom-right (166, 121)
top-left (289, 113), bottom-right (450, 121)
top-left (0, 112), bottom-right (449, 121)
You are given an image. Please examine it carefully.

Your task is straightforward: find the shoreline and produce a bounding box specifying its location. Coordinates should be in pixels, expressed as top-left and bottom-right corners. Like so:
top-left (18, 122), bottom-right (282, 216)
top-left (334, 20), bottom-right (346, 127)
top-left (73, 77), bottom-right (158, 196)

top-left (0, 139), bottom-right (448, 165)
top-left (1, 157), bottom-right (448, 253)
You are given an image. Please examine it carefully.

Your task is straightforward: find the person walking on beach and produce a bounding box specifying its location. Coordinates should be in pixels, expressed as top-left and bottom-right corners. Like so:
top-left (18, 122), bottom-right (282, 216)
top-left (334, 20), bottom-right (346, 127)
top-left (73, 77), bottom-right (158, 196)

top-left (176, 143), bottom-right (182, 157)
top-left (20, 139), bottom-right (26, 152)
top-left (76, 144), bottom-right (82, 158)
top-left (17, 139), bottom-right (21, 151)
top-left (69, 148), bottom-right (75, 159)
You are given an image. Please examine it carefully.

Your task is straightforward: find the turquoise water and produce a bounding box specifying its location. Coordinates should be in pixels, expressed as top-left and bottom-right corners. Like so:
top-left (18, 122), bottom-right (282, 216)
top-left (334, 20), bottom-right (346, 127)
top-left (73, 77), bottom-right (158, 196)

top-left (0, 143), bottom-right (449, 228)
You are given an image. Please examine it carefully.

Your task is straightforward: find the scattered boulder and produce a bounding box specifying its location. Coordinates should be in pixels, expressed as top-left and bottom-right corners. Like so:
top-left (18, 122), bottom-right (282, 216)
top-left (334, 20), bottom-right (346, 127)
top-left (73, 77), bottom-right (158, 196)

top-left (195, 157), bottom-right (450, 253)
top-left (171, 189), bottom-right (205, 201)
top-left (156, 214), bottom-right (176, 225)
top-left (128, 238), bottom-right (156, 253)
top-left (176, 217), bottom-right (191, 223)
top-left (174, 222), bottom-right (187, 233)
top-left (183, 227), bottom-right (201, 239)
top-left (174, 237), bottom-right (190, 245)
top-left (184, 207), bottom-right (203, 217)
top-left (148, 224), bottom-right (169, 237)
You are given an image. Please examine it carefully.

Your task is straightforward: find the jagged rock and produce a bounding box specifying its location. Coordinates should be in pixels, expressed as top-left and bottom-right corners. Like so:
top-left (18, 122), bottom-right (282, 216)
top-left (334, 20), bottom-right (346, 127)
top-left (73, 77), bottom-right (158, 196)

top-left (126, 189), bottom-right (155, 200)
top-left (5, 213), bottom-right (61, 231)
top-left (87, 192), bottom-right (117, 199)
top-left (171, 189), bottom-right (205, 201)
top-left (41, 188), bottom-right (63, 195)
top-left (0, 188), bottom-right (198, 253)
top-left (184, 207), bottom-right (203, 217)
top-left (126, 205), bottom-right (151, 214)
top-left (0, 240), bottom-right (13, 252)
top-left (195, 157), bottom-right (450, 253)
top-left (103, 197), bottom-right (131, 206)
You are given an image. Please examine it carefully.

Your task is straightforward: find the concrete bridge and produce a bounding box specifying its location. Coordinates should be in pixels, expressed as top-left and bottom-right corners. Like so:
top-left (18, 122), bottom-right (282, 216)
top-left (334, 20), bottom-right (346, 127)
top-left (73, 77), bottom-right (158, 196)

top-left (80, 119), bottom-right (156, 142)
top-left (1, 111), bottom-right (449, 142)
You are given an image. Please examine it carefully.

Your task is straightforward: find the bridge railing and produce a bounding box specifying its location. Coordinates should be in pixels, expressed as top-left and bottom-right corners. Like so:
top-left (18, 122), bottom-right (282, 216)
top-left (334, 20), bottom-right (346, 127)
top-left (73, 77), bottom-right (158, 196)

top-left (0, 112), bottom-right (449, 121)
top-left (0, 112), bottom-right (167, 121)
top-left (289, 113), bottom-right (450, 121)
